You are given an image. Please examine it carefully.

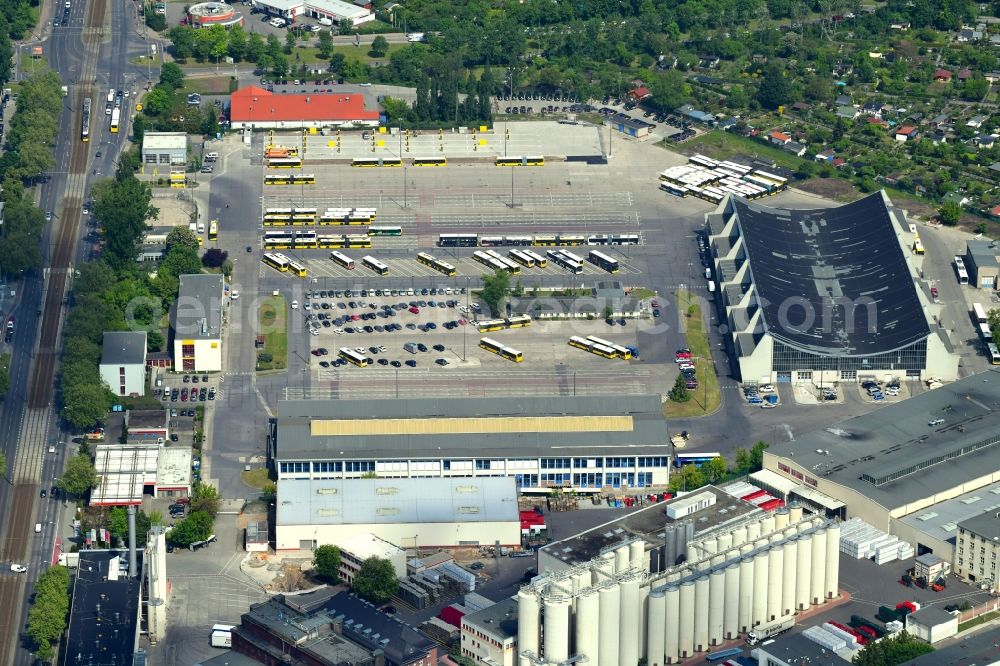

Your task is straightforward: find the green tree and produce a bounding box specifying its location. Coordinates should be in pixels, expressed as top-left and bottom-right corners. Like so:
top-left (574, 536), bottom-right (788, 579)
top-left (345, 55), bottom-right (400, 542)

top-left (370, 35), bottom-right (389, 58)
top-left (227, 25), bottom-right (248, 61)
top-left (317, 29), bottom-right (334, 59)
top-left (284, 29), bottom-right (297, 54)
top-left (108, 507), bottom-right (129, 542)
top-left (669, 464), bottom-right (705, 492)
top-left (352, 556), bottom-right (399, 603)
top-left (165, 226), bottom-right (200, 253)
top-left (131, 113), bottom-right (146, 144)
top-left (756, 63), bottom-right (791, 110)
top-left (853, 630), bottom-right (933, 665)
top-left (939, 200), bottom-right (962, 226)
top-left (0, 451), bottom-right (6, 479)
top-left (159, 61), bottom-right (186, 90)
top-left (167, 510), bottom-right (214, 546)
top-left (702, 456), bottom-right (728, 483)
top-left (26, 565), bottom-right (71, 661)
top-left (202, 248), bottom-right (228, 268)
top-left (480, 269), bottom-right (510, 317)
top-left (246, 32), bottom-right (266, 62)
top-left (190, 482), bottom-right (221, 516)
top-left (57, 453), bottom-right (100, 497)
top-left (668, 374), bottom-right (691, 402)
top-left (313, 544), bottom-right (342, 582)
top-left (648, 69), bottom-right (689, 113)
top-left (168, 26), bottom-right (197, 60)
top-left (93, 173), bottom-right (156, 270)
top-left (733, 447), bottom-right (752, 474)
top-left (749, 441), bottom-right (769, 471)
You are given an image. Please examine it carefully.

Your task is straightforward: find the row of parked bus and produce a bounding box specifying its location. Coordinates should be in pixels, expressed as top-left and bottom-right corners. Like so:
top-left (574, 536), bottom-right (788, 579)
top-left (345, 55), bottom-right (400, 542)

top-left (438, 233), bottom-right (640, 247)
top-left (476, 315), bottom-right (532, 333)
top-left (263, 207), bottom-right (377, 225)
top-left (568, 335), bottom-right (633, 360)
top-left (329, 251), bottom-right (390, 275)
top-left (264, 230), bottom-right (372, 250)
top-left (262, 253), bottom-right (308, 277)
top-left (972, 302), bottom-right (1000, 365)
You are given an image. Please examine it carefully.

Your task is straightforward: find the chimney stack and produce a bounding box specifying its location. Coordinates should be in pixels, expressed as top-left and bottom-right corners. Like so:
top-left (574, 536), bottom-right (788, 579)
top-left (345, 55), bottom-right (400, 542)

top-left (127, 505), bottom-right (138, 578)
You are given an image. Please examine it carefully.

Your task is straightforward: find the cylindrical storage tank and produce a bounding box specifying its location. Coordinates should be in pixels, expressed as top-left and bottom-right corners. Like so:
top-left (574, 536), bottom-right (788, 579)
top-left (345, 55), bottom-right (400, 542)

top-left (572, 570), bottom-right (589, 596)
top-left (782, 537), bottom-right (798, 617)
top-left (686, 543), bottom-right (699, 563)
top-left (761, 514), bottom-right (776, 537)
top-left (650, 547), bottom-right (662, 573)
top-left (630, 540), bottom-right (645, 570)
top-left (711, 554), bottom-right (725, 568)
top-left (796, 533), bottom-right (813, 610)
top-left (693, 576), bottom-right (710, 652)
top-left (518, 590), bottom-right (540, 666)
top-left (723, 563), bottom-right (740, 639)
top-left (740, 543), bottom-right (754, 557)
top-left (666, 571), bottom-right (681, 584)
top-left (616, 545), bottom-right (630, 573)
top-left (774, 508), bottom-right (789, 530)
top-left (619, 577), bottom-right (640, 666)
top-left (746, 521), bottom-right (761, 541)
top-left (664, 585), bottom-right (680, 664)
top-left (543, 597), bottom-right (571, 663)
top-left (703, 537), bottom-right (719, 556)
top-left (598, 584), bottom-right (621, 666)
top-left (664, 525), bottom-right (678, 567)
top-left (678, 581), bottom-right (696, 659)
top-left (647, 591), bottom-right (666, 666)
top-left (576, 590), bottom-right (600, 666)
top-left (732, 526), bottom-right (748, 547)
top-left (751, 551), bottom-right (769, 627)
top-left (708, 569), bottom-right (725, 646)
top-left (638, 584), bottom-right (650, 660)
top-left (810, 529), bottom-right (827, 605)
top-left (718, 532), bottom-right (733, 553)
top-left (767, 543), bottom-right (784, 622)
top-left (789, 503), bottom-right (803, 523)
top-left (594, 552), bottom-right (615, 585)
top-left (738, 557), bottom-right (754, 633)
top-left (825, 522), bottom-right (840, 599)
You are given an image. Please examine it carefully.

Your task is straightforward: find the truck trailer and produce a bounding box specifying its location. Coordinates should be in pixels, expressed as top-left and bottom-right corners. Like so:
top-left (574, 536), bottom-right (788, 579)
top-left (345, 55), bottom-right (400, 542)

top-left (747, 615), bottom-right (795, 645)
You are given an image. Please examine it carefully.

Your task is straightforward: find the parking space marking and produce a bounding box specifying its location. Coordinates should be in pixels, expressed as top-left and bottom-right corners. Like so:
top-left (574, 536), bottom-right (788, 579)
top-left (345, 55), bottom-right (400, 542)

top-left (262, 192), bottom-right (633, 211)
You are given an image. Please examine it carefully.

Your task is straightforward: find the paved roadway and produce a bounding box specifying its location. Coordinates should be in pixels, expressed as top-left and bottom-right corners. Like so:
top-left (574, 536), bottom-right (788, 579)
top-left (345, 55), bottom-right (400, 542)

top-left (0, 0), bottom-right (139, 662)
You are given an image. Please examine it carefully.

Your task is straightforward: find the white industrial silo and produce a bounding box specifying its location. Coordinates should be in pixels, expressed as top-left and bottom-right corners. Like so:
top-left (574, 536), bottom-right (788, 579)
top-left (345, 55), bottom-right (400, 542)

top-left (517, 590), bottom-right (540, 666)
top-left (810, 529), bottom-right (828, 605)
top-left (789, 503), bottom-right (803, 523)
top-left (708, 569), bottom-right (725, 646)
top-left (774, 508), bottom-right (789, 530)
top-left (594, 552), bottom-right (615, 585)
top-left (647, 591), bottom-right (666, 666)
top-left (575, 590), bottom-right (600, 666)
top-left (733, 525), bottom-right (748, 547)
top-left (795, 533), bottom-right (812, 611)
top-left (751, 551), bottom-right (769, 627)
top-left (825, 522), bottom-right (840, 599)
top-left (747, 520), bottom-right (762, 541)
top-left (638, 583), bottom-right (650, 659)
top-left (738, 556), bottom-right (754, 633)
top-left (572, 570), bottom-right (589, 597)
top-left (598, 584), bottom-right (621, 666)
top-left (619, 576), bottom-right (640, 666)
top-left (630, 540), bottom-right (645, 570)
top-left (686, 542), bottom-right (699, 563)
top-left (723, 563), bottom-right (740, 638)
top-left (693, 576), bottom-right (710, 652)
top-left (615, 545), bottom-right (630, 573)
top-left (767, 543), bottom-right (783, 621)
top-left (677, 581), bottom-right (696, 659)
top-left (761, 514), bottom-right (776, 537)
top-left (718, 532), bottom-right (733, 553)
top-left (664, 585), bottom-right (680, 664)
top-left (781, 537), bottom-right (798, 617)
top-left (543, 597), bottom-right (571, 663)
top-left (704, 537), bottom-right (719, 556)
top-left (740, 543), bottom-right (754, 557)
top-left (710, 554), bottom-right (725, 568)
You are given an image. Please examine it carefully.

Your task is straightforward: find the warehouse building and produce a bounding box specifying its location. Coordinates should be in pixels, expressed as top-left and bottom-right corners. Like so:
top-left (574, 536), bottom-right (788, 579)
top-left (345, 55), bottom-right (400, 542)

top-left (763, 369), bottom-right (1000, 535)
top-left (892, 479), bottom-right (1000, 563)
top-left (461, 597), bottom-right (519, 666)
top-left (965, 239), bottom-right (1000, 290)
top-left (250, 0), bottom-right (374, 26)
top-left (706, 191), bottom-right (958, 384)
top-left (141, 132), bottom-right (187, 166)
top-left (269, 395), bottom-right (672, 492)
top-left (751, 633), bottom-right (850, 665)
top-left (99, 331), bottom-right (147, 397)
top-left (518, 494), bottom-right (840, 664)
top-left (229, 86), bottom-right (380, 130)
top-left (276, 477), bottom-right (520, 550)
top-left (172, 274), bottom-right (224, 372)
top-left (906, 607), bottom-right (959, 644)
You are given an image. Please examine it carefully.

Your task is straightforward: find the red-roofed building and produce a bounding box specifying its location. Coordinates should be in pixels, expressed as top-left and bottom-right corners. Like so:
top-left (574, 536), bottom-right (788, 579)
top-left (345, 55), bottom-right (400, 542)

top-left (934, 69), bottom-right (953, 82)
top-left (768, 130), bottom-right (790, 145)
top-left (895, 125), bottom-right (919, 142)
top-left (228, 86), bottom-right (380, 130)
top-left (628, 86), bottom-right (651, 100)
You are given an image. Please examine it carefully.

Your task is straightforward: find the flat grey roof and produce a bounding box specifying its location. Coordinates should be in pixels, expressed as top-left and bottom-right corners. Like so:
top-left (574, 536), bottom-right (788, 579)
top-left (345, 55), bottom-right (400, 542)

top-left (896, 478), bottom-right (1000, 547)
top-left (540, 485), bottom-right (760, 566)
top-left (967, 239), bottom-right (1000, 269)
top-left (126, 409), bottom-right (167, 429)
top-left (275, 395), bottom-right (670, 461)
top-left (758, 632), bottom-right (850, 665)
top-left (958, 509), bottom-right (1000, 541)
top-left (277, 477), bottom-right (519, 527)
top-left (731, 191), bottom-right (930, 356)
top-left (101, 331), bottom-right (147, 366)
top-left (174, 274), bottom-right (223, 340)
top-left (766, 369), bottom-right (1000, 511)
top-left (462, 597), bottom-right (518, 641)
top-left (908, 606), bottom-right (957, 627)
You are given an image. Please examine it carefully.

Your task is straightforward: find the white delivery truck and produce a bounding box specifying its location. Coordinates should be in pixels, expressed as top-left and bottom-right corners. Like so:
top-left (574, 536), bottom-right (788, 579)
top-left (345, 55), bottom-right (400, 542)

top-left (210, 624), bottom-right (234, 648)
top-left (747, 615), bottom-right (795, 645)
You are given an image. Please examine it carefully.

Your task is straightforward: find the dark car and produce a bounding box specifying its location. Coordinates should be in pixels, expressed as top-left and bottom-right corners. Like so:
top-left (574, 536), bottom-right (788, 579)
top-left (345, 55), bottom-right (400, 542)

top-left (391, 360), bottom-right (402, 367)
top-left (417, 343), bottom-right (428, 352)
top-left (405, 359), bottom-right (417, 367)
top-left (435, 358), bottom-right (449, 366)
top-left (378, 358), bottom-right (389, 366)
top-left (433, 344), bottom-right (445, 352)
top-left (40, 489), bottom-right (47, 498)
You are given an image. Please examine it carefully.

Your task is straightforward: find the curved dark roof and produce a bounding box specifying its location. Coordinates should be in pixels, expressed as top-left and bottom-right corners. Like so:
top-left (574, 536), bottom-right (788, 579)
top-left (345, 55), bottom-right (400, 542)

top-left (733, 192), bottom-right (928, 355)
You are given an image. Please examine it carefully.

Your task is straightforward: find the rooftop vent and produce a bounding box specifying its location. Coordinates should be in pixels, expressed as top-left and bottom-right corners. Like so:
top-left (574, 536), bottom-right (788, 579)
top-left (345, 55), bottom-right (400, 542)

top-left (917, 512), bottom-right (939, 521)
top-left (317, 508), bottom-right (341, 517)
top-left (961, 496), bottom-right (983, 505)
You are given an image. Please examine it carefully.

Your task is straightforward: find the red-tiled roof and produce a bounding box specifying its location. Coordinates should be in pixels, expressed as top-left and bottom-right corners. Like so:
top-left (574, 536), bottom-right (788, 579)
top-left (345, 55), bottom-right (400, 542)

top-left (934, 68), bottom-right (952, 80)
top-left (990, 204), bottom-right (1000, 216)
top-left (896, 125), bottom-right (917, 135)
top-left (229, 86), bottom-right (380, 123)
top-left (769, 130), bottom-right (790, 142)
top-left (630, 86), bottom-right (651, 98)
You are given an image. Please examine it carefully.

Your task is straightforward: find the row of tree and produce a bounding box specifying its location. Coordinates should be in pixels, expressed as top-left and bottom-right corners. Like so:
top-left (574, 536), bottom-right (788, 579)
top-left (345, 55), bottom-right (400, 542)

top-left (313, 545), bottom-right (399, 603)
top-left (25, 565), bottom-right (71, 661)
top-left (668, 441), bottom-right (769, 493)
top-left (133, 63), bottom-right (219, 140)
top-left (167, 483), bottom-right (222, 547)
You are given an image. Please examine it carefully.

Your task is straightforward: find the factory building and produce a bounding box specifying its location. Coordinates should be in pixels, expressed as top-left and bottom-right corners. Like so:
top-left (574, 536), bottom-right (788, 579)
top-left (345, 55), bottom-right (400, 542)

top-left (520, 489), bottom-right (841, 664)
top-left (275, 477), bottom-right (521, 550)
top-left (762, 370), bottom-right (1000, 535)
top-left (706, 191), bottom-right (958, 384)
top-left (269, 395), bottom-right (672, 492)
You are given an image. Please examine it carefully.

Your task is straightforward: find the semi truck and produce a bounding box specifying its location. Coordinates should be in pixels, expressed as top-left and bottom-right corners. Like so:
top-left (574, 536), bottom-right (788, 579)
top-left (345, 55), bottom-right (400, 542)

top-left (747, 615), bottom-right (795, 645)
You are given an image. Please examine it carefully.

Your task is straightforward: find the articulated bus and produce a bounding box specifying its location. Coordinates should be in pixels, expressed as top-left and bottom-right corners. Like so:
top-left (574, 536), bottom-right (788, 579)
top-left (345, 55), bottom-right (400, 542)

top-left (339, 347), bottom-right (369, 366)
top-left (974, 303), bottom-right (989, 324)
top-left (413, 156), bottom-right (447, 166)
top-left (547, 250), bottom-right (583, 274)
top-left (484, 249), bottom-right (521, 274)
top-left (318, 210), bottom-right (353, 225)
top-left (568, 336), bottom-right (617, 359)
top-left (291, 207), bottom-right (317, 222)
top-left (317, 235), bottom-right (372, 249)
top-left (505, 314), bottom-right (532, 329)
top-left (989, 342), bottom-right (1000, 365)
top-left (208, 220), bottom-right (218, 241)
top-left (263, 233), bottom-right (293, 249)
top-left (417, 252), bottom-right (457, 276)
top-left (350, 211), bottom-right (375, 224)
top-left (585, 335), bottom-right (631, 360)
top-left (660, 182), bottom-right (688, 197)
top-left (523, 249), bottom-right (547, 267)
top-left (477, 319), bottom-right (507, 333)
top-left (496, 155), bottom-right (544, 167)
top-left (330, 251), bottom-right (356, 270)
top-left (264, 207), bottom-right (293, 221)
top-left (474, 251), bottom-right (509, 273)
top-left (352, 157), bottom-right (403, 167)
top-left (362, 256), bottom-right (389, 275)
top-left (287, 259), bottom-right (308, 277)
top-left (479, 337), bottom-right (523, 362)
top-left (267, 157), bottom-right (303, 169)
top-left (674, 452), bottom-right (722, 468)
top-left (588, 250), bottom-right (620, 274)
top-left (508, 249), bottom-right (536, 268)
top-left (262, 253), bottom-right (291, 272)
top-left (81, 97), bottom-right (92, 142)
top-left (689, 154), bottom-right (719, 169)
top-left (438, 233), bottom-right (479, 248)
top-left (368, 226), bottom-right (401, 237)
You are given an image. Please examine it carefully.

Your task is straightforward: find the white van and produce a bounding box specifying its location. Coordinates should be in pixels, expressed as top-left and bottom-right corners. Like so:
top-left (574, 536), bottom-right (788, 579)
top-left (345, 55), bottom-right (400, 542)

top-left (204, 152), bottom-right (218, 162)
top-left (707, 281), bottom-right (716, 293)
top-left (318, 17), bottom-right (333, 26)
top-left (269, 17), bottom-right (286, 28)
top-left (34, 523), bottom-right (42, 533)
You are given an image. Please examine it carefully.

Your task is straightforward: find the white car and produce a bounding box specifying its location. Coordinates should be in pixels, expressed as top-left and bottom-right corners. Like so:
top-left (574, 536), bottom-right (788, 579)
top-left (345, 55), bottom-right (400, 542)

top-left (304, 303), bottom-right (311, 310)
top-left (231, 290), bottom-right (240, 300)
top-left (333, 328), bottom-right (344, 334)
top-left (310, 24), bottom-right (322, 32)
top-left (310, 328), bottom-right (319, 336)
top-left (758, 384), bottom-right (775, 393)
top-left (445, 287), bottom-right (453, 295)
top-left (10, 563), bottom-right (26, 573)
top-left (291, 300), bottom-right (299, 309)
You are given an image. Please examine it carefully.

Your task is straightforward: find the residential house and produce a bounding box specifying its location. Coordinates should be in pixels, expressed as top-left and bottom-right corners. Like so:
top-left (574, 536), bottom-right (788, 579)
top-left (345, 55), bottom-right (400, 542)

top-left (890, 21), bottom-right (910, 30)
top-left (934, 69), bottom-right (953, 82)
top-left (815, 149), bottom-right (836, 163)
top-left (698, 55), bottom-right (720, 69)
top-left (791, 101), bottom-right (811, 112)
top-left (99, 331), bottom-right (148, 397)
top-left (943, 191), bottom-right (971, 207)
top-left (967, 114), bottom-right (988, 129)
top-left (718, 118), bottom-right (738, 131)
top-left (977, 135), bottom-right (998, 149)
top-left (861, 101), bottom-right (885, 117)
top-left (894, 126), bottom-right (919, 142)
top-left (676, 105), bottom-right (714, 124)
top-left (957, 68), bottom-right (973, 81)
top-left (986, 72), bottom-right (1000, 84)
top-left (929, 113), bottom-right (950, 128)
top-left (628, 86), bottom-right (651, 101)
top-left (782, 141), bottom-right (806, 157)
top-left (929, 131), bottom-right (949, 144)
top-left (835, 94), bottom-right (853, 106)
top-left (768, 130), bottom-right (791, 145)
top-left (990, 204), bottom-right (1000, 220)
top-left (691, 75), bottom-right (721, 85)
top-left (865, 116), bottom-right (888, 128)
top-left (957, 28), bottom-right (983, 42)
top-left (831, 157), bottom-right (846, 168)
top-left (836, 105), bottom-right (859, 119)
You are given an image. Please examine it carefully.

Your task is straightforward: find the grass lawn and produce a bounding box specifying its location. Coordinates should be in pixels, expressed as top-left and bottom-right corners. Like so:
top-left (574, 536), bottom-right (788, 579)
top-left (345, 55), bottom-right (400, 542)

top-left (240, 467), bottom-right (274, 489)
top-left (662, 289), bottom-right (722, 419)
top-left (631, 287), bottom-right (657, 299)
top-left (181, 76), bottom-right (235, 96)
top-left (958, 610), bottom-right (1000, 632)
top-left (676, 129), bottom-right (809, 172)
top-left (257, 296), bottom-right (288, 371)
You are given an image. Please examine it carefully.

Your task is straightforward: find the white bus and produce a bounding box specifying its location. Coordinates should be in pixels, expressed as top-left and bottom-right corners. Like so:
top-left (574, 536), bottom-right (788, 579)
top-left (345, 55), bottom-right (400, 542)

top-left (330, 251), bottom-right (356, 269)
top-left (522, 249), bottom-right (547, 267)
top-left (338, 348), bottom-right (369, 367)
top-left (955, 256), bottom-right (969, 285)
top-left (508, 249), bottom-right (536, 268)
top-left (973, 303), bottom-right (988, 324)
top-left (484, 249), bottom-right (521, 274)
top-left (989, 342), bottom-right (1000, 366)
top-left (362, 256), bottom-right (389, 275)
top-left (585, 335), bottom-right (632, 360)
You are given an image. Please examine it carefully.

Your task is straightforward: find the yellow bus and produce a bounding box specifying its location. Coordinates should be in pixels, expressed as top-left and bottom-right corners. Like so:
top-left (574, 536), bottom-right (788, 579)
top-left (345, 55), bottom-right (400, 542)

top-left (496, 155), bottom-right (544, 167)
top-left (414, 157), bottom-right (447, 166)
top-left (287, 259), bottom-right (308, 278)
top-left (479, 337), bottom-right (523, 362)
top-left (262, 253), bottom-right (290, 272)
top-left (291, 173), bottom-right (316, 185)
top-left (476, 319), bottom-right (507, 333)
top-left (267, 157), bottom-right (303, 169)
top-left (339, 347), bottom-right (369, 366)
top-left (417, 252), bottom-right (457, 276)
top-left (505, 314), bottom-right (532, 328)
top-left (208, 220), bottom-right (218, 241)
top-left (265, 174), bottom-right (294, 185)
